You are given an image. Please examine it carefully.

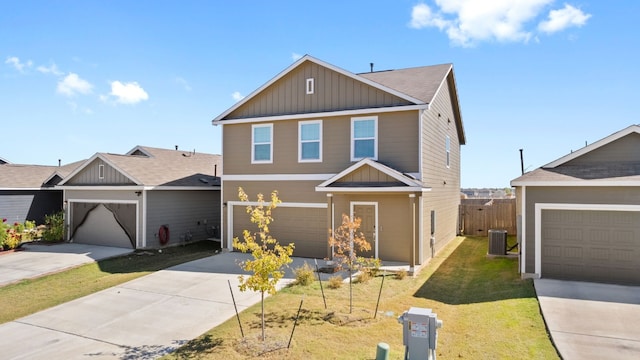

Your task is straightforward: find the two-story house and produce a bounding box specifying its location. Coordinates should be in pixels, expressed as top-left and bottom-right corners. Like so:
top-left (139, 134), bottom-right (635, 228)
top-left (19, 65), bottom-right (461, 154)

top-left (212, 55), bottom-right (465, 271)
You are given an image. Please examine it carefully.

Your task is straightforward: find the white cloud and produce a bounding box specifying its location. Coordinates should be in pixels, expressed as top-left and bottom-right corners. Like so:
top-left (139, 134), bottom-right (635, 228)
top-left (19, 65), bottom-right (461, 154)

top-left (175, 76), bottom-right (192, 91)
top-left (232, 91), bottom-right (244, 101)
top-left (409, 0), bottom-right (589, 47)
top-left (37, 63), bottom-right (63, 76)
top-left (108, 80), bottom-right (149, 104)
top-left (292, 53), bottom-right (303, 61)
top-left (538, 4), bottom-right (591, 34)
top-left (5, 56), bottom-right (32, 72)
top-left (57, 73), bottom-right (93, 97)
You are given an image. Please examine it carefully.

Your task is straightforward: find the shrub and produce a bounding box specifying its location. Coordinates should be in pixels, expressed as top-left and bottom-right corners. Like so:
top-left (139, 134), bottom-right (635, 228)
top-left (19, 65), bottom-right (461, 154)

top-left (42, 211), bottom-right (65, 242)
top-left (294, 263), bottom-right (315, 286)
top-left (327, 275), bottom-right (343, 289)
top-left (355, 270), bottom-right (372, 283)
top-left (395, 270), bottom-right (407, 280)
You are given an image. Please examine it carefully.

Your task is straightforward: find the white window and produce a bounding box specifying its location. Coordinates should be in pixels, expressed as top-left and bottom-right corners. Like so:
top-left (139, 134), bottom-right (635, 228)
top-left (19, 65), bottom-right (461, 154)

top-left (299, 120), bottom-right (322, 162)
top-left (351, 116), bottom-right (377, 161)
top-left (306, 78), bottom-right (314, 94)
top-left (252, 124), bottom-right (273, 164)
top-left (98, 164), bottom-right (105, 179)
top-left (445, 135), bottom-right (451, 168)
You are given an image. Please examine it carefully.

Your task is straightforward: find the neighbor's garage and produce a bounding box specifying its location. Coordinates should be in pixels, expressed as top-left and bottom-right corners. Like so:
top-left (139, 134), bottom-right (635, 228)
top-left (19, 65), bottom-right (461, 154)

top-left (232, 205), bottom-right (327, 258)
top-left (541, 209), bottom-right (640, 285)
top-left (70, 202), bottom-right (137, 249)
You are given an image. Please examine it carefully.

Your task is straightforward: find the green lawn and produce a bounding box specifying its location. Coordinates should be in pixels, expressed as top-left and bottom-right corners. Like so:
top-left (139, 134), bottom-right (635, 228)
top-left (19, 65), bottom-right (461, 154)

top-left (0, 240), bottom-right (219, 324)
top-left (165, 236), bottom-right (559, 359)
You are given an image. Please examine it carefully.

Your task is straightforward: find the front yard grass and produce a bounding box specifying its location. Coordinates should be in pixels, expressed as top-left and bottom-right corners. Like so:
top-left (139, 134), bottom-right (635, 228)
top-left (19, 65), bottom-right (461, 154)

top-left (0, 240), bottom-right (218, 324)
top-left (166, 236), bottom-right (558, 359)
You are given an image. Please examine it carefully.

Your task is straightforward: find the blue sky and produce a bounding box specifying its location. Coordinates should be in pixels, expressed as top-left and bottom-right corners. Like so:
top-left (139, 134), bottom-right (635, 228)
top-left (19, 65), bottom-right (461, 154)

top-left (1, 1), bottom-right (638, 188)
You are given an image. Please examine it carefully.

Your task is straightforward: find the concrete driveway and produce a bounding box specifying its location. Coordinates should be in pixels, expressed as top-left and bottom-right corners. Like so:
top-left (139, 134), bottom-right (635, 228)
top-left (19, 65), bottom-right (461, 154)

top-left (0, 252), bottom-right (327, 359)
top-left (535, 279), bottom-right (640, 360)
top-left (0, 243), bottom-right (133, 286)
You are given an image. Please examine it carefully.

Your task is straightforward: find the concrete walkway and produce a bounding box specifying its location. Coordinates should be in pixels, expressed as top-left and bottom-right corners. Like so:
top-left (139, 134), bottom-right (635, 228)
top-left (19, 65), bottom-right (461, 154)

top-left (0, 252), bottom-right (327, 359)
top-left (0, 243), bottom-right (133, 286)
top-left (535, 279), bottom-right (640, 360)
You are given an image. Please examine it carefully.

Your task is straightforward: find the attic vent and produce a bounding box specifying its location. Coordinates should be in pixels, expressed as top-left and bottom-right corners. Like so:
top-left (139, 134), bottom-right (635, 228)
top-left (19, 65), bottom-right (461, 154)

top-left (199, 178), bottom-right (209, 184)
top-left (306, 78), bottom-right (314, 95)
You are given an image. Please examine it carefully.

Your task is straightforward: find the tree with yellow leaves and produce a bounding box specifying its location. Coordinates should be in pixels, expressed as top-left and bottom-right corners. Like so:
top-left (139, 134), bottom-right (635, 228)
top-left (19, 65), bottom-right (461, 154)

top-left (233, 187), bottom-right (295, 341)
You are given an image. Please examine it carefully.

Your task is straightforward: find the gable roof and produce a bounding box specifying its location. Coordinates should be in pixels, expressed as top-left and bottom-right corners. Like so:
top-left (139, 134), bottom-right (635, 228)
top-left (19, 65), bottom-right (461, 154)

top-left (316, 158), bottom-right (426, 192)
top-left (511, 125), bottom-right (640, 186)
top-left (212, 55), bottom-right (457, 124)
top-left (0, 160), bottom-right (83, 189)
top-left (60, 146), bottom-right (222, 188)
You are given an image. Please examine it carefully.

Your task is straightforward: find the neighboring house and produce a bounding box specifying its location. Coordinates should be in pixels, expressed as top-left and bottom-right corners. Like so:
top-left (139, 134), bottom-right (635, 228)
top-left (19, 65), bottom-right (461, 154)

top-left (0, 161), bottom-right (82, 224)
top-left (212, 55), bottom-right (465, 271)
top-left (57, 146), bottom-right (221, 249)
top-left (511, 125), bottom-right (640, 285)
top-left (0, 157), bottom-right (10, 165)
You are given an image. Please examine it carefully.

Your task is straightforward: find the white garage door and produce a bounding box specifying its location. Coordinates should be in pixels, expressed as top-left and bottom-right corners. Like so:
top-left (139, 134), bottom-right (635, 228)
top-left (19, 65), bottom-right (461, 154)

top-left (541, 209), bottom-right (640, 285)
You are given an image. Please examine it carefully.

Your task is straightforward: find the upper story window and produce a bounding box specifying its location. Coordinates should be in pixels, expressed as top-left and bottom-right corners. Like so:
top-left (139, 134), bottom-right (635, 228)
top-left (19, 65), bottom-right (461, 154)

top-left (252, 124), bottom-right (273, 164)
top-left (299, 120), bottom-right (322, 162)
top-left (351, 116), bottom-right (378, 161)
top-left (306, 78), bottom-right (315, 94)
top-left (445, 135), bottom-right (451, 168)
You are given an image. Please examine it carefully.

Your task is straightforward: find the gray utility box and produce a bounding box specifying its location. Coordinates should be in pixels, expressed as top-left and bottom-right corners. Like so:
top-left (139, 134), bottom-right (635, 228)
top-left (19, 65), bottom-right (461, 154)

top-left (488, 229), bottom-right (507, 255)
top-left (398, 307), bottom-right (443, 359)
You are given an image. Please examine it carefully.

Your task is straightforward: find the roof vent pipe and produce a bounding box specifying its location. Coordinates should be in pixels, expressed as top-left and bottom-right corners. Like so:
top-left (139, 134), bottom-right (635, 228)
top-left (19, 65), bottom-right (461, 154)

top-left (370, 63), bottom-right (374, 72)
top-left (214, 164), bottom-right (217, 177)
top-left (175, 145), bottom-right (178, 150)
top-left (58, 159), bottom-right (61, 167)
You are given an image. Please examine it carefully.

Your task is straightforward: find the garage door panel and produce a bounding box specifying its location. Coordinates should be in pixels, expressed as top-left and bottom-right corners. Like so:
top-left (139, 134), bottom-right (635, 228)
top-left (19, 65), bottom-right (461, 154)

top-left (232, 205), bottom-right (326, 258)
top-left (542, 209), bottom-right (640, 285)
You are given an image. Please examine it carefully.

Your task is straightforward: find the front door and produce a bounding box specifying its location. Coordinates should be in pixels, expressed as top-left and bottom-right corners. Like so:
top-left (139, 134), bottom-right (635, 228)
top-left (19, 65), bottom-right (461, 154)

top-left (352, 202), bottom-right (377, 259)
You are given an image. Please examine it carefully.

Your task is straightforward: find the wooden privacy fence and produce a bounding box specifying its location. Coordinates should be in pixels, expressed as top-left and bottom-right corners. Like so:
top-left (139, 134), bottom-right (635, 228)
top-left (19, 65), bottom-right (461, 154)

top-left (459, 198), bottom-right (516, 237)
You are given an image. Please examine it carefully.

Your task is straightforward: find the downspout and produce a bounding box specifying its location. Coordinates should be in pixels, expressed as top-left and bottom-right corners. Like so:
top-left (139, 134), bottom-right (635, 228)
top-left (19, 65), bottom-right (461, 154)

top-left (326, 193), bottom-right (334, 260)
top-left (409, 194), bottom-right (416, 273)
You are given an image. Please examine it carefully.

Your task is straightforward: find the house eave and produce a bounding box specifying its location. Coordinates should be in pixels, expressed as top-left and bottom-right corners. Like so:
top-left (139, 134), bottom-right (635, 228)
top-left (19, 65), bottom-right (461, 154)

top-left (511, 180), bottom-right (640, 187)
top-left (315, 186), bottom-right (429, 193)
top-left (212, 104), bottom-right (428, 126)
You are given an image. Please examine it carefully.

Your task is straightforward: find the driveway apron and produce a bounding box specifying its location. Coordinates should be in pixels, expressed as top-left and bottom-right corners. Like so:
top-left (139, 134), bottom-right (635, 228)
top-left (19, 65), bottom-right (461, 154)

top-left (535, 279), bottom-right (640, 360)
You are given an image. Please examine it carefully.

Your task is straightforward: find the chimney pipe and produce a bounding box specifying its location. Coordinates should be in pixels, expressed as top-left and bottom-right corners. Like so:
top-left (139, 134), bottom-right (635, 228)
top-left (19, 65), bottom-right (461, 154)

top-left (175, 145), bottom-right (178, 150)
top-left (58, 159), bottom-right (61, 167)
top-left (370, 63), bottom-right (374, 72)
top-left (214, 164), bottom-right (217, 177)
top-left (519, 149), bottom-right (524, 175)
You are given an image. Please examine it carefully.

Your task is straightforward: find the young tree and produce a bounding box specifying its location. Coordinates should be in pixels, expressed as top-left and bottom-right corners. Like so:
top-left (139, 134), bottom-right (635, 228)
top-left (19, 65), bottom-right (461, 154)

top-left (329, 213), bottom-right (372, 313)
top-left (233, 187), bottom-right (295, 341)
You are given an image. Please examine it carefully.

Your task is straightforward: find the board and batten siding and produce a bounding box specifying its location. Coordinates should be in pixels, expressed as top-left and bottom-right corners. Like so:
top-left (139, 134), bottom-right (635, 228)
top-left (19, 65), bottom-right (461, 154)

top-left (146, 190), bottom-right (220, 247)
top-left (0, 190), bottom-right (63, 224)
top-left (66, 159), bottom-right (134, 185)
top-left (419, 74), bottom-right (462, 260)
top-left (565, 132), bottom-right (640, 165)
top-left (222, 111), bottom-right (420, 175)
top-left (522, 186), bottom-right (640, 273)
top-left (226, 61), bottom-right (412, 119)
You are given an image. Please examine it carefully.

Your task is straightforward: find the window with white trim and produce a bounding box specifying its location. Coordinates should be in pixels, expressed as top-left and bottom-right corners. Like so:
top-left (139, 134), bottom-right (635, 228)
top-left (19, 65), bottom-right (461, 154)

top-left (306, 78), bottom-right (314, 94)
top-left (98, 164), bottom-right (105, 179)
top-left (252, 124), bottom-right (273, 163)
top-left (299, 120), bottom-right (322, 162)
top-left (445, 135), bottom-right (451, 168)
top-left (351, 116), bottom-right (377, 161)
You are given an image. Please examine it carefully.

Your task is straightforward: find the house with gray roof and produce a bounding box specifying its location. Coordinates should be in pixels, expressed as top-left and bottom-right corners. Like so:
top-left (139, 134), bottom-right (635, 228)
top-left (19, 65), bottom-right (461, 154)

top-left (58, 146), bottom-right (221, 249)
top-left (0, 161), bottom-right (82, 224)
top-left (212, 55), bottom-right (465, 272)
top-left (511, 124), bottom-right (640, 285)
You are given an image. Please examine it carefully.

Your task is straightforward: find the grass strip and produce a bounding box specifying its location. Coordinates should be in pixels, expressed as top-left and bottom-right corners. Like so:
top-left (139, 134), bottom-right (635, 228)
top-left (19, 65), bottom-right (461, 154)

top-left (0, 241), bottom-right (218, 324)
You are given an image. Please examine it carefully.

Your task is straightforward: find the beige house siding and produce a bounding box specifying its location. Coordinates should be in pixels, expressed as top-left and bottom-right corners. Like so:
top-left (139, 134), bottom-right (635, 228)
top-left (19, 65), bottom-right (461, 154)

top-left (419, 75), bottom-right (462, 260)
top-left (522, 186), bottom-right (640, 273)
top-left (222, 111), bottom-right (420, 175)
top-left (226, 61), bottom-right (412, 119)
top-left (66, 159), bottom-right (134, 185)
top-left (331, 193), bottom-right (414, 262)
top-left (335, 164), bottom-right (399, 184)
